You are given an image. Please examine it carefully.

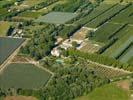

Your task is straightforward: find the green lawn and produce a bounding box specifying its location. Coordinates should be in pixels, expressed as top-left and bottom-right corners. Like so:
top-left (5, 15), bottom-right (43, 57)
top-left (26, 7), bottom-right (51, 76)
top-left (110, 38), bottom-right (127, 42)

top-left (75, 83), bottom-right (130, 100)
top-left (0, 63), bottom-right (52, 89)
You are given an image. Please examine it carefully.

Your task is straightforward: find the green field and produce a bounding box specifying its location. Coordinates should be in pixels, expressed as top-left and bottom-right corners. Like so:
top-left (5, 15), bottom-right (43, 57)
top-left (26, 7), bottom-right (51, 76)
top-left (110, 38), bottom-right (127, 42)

top-left (103, 26), bottom-right (133, 61)
top-left (18, 11), bottom-right (43, 19)
top-left (0, 8), bottom-right (11, 19)
top-left (104, 0), bottom-right (133, 3)
top-left (0, 0), bottom-right (15, 8)
top-left (0, 37), bottom-right (25, 65)
top-left (85, 4), bottom-right (127, 28)
top-left (0, 21), bottom-right (10, 37)
top-left (128, 57), bottom-right (133, 65)
top-left (0, 63), bottom-right (51, 89)
top-left (110, 4), bottom-right (133, 24)
top-left (91, 22), bottom-right (124, 43)
top-left (35, 12), bottom-right (78, 24)
top-left (11, 0), bottom-right (45, 10)
top-left (119, 44), bottom-right (133, 63)
top-left (74, 3), bottom-right (115, 25)
top-left (37, 0), bottom-right (67, 13)
top-left (75, 83), bottom-right (130, 100)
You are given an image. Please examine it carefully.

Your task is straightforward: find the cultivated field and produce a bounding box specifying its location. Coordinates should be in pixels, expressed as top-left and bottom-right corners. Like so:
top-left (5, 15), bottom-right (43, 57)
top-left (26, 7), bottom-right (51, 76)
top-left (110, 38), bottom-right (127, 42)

top-left (75, 83), bottom-right (130, 100)
top-left (74, 3), bottom-right (115, 26)
top-left (0, 0), bottom-right (132, 99)
top-left (85, 4), bottom-right (127, 28)
top-left (119, 44), bottom-right (133, 63)
top-left (11, 0), bottom-right (45, 10)
top-left (89, 63), bottom-right (129, 79)
top-left (35, 12), bottom-right (78, 24)
top-left (37, 0), bottom-right (67, 13)
top-left (71, 27), bottom-right (89, 40)
top-left (0, 21), bottom-right (10, 37)
top-left (4, 96), bottom-right (38, 100)
top-left (90, 22), bottom-right (125, 43)
top-left (103, 26), bottom-right (133, 63)
top-left (0, 63), bottom-right (52, 89)
top-left (79, 41), bottom-right (101, 53)
top-left (0, 0), bottom-right (15, 8)
top-left (0, 37), bottom-right (25, 65)
top-left (110, 4), bottom-right (133, 24)
top-left (18, 11), bottom-right (43, 19)
top-left (104, 0), bottom-right (133, 3)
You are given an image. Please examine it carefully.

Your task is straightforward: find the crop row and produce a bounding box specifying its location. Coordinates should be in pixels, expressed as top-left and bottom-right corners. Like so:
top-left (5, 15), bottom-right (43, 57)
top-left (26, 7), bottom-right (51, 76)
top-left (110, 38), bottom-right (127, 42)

top-left (85, 4), bottom-right (130, 28)
top-left (90, 22), bottom-right (124, 43)
top-left (110, 4), bottom-right (133, 24)
top-left (89, 64), bottom-right (128, 78)
top-left (74, 3), bottom-right (115, 26)
top-left (103, 26), bottom-right (133, 58)
top-left (119, 44), bottom-right (133, 63)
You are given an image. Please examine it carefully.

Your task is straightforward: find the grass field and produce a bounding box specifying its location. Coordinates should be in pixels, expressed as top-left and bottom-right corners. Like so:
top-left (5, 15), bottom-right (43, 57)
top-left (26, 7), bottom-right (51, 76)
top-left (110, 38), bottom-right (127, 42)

top-left (35, 12), bottom-right (78, 24)
top-left (18, 11), bottom-right (43, 19)
top-left (0, 21), bottom-right (10, 37)
top-left (75, 83), bottom-right (130, 100)
top-left (0, 37), bottom-right (25, 65)
top-left (0, 63), bottom-right (52, 89)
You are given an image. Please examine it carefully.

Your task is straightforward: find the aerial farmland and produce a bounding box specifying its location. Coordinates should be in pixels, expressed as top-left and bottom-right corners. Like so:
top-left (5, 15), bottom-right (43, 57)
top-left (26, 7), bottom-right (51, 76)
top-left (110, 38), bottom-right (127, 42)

top-left (0, 0), bottom-right (133, 100)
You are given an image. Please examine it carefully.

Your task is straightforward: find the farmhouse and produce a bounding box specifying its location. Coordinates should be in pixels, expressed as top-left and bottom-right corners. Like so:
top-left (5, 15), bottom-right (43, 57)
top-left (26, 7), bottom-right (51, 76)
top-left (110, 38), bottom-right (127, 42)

top-left (51, 47), bottom-right (60, 57)
top-left (51, 27), bottom-right (90, 56)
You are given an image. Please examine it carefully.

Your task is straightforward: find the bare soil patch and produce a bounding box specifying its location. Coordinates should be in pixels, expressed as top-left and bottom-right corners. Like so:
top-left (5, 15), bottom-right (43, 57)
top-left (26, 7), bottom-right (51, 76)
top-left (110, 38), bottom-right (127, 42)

top-left (116, 80), bottom-right (130, 91)
top-left (11, 55), bottom-right (29, 63)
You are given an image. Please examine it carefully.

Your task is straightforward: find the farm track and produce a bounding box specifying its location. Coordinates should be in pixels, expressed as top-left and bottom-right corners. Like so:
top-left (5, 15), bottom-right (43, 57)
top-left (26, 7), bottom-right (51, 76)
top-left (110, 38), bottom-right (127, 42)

top-left (0, 38), bottom-right (29, 74)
